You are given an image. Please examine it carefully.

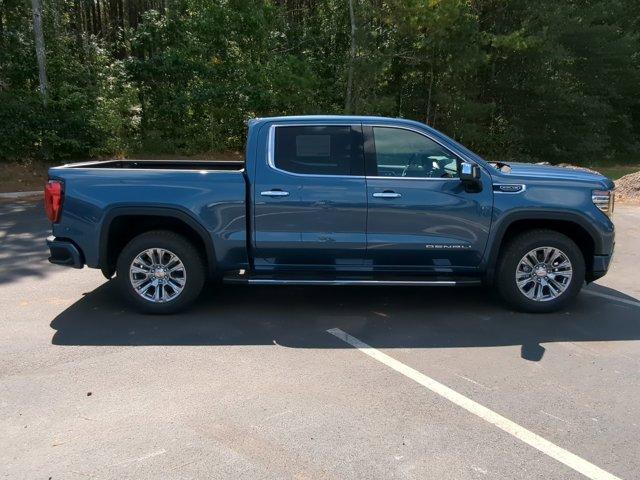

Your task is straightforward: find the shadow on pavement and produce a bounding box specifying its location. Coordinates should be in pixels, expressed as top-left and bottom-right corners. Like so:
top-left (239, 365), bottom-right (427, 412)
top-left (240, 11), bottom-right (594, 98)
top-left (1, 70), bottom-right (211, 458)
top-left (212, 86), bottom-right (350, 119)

top-left (50, 280), bottom-right (640, 362)
top-left (0, 198), bottom-right (50, 285)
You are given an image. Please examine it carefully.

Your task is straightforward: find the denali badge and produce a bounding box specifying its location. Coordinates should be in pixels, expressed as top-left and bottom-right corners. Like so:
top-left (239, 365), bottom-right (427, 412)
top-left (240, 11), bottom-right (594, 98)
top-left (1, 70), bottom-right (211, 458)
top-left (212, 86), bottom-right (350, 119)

top-left (425, 244), bottom-right (471, 249)
top-left (493, 183), bottom-right (526, 193)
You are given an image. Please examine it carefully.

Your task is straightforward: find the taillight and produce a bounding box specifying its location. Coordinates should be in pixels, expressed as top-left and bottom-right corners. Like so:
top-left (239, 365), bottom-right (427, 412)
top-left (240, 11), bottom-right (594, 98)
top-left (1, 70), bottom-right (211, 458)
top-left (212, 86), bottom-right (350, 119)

top-left (44, 180), bottom-right (63, 223)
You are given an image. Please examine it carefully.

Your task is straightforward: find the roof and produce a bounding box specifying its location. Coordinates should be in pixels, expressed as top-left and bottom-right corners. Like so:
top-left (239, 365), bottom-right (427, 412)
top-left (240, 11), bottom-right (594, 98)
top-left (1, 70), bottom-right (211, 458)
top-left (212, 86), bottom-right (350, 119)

top-left (248, 115), bottom-right (428, 129)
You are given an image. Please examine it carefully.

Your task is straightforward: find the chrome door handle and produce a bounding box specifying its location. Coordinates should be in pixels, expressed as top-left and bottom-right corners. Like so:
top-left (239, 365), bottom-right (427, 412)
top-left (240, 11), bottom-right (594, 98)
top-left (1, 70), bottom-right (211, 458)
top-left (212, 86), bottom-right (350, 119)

top-left (260, 190), bottom-right (289, 197)
top-left (373, 191), bottom-right (401, 198)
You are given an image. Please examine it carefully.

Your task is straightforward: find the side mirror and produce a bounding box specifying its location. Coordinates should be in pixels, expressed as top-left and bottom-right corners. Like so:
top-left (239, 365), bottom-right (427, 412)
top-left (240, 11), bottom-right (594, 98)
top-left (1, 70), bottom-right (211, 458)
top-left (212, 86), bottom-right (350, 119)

top-left (459, 162), bottom-right (480, 183)
top-left (459, 161), bottom-right (481, 192)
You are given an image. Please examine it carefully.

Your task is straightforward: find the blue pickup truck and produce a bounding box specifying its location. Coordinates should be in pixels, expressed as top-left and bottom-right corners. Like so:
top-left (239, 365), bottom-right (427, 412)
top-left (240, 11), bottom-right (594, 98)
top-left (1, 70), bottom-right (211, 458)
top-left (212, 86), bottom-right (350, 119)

top-left (44, 115), bottom-right (615, 314)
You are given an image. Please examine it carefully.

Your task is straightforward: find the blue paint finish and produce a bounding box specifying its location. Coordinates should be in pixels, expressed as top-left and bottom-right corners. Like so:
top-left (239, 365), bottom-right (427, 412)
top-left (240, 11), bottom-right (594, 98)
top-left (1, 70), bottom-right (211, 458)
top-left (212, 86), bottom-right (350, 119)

top-left (49, 167), bottom-right (248, 270)
top-left (47, 115), bottom-right (616, 282)
top-left (253, 175), bottom-right (368, 267)
top-left (253, 161), bottom-right (367, 267)
top-left (490, 164), bottom-right (615, 252)
top-left (365, 174), bottom-right (493, 271)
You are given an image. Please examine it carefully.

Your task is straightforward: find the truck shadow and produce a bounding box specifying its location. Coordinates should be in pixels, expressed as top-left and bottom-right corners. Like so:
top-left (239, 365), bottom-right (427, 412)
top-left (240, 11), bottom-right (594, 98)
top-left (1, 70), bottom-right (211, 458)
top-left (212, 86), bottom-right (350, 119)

top-left (0, 198), bottom-right (51, 285)
top-left (50, 281), bottom-right (640, 362)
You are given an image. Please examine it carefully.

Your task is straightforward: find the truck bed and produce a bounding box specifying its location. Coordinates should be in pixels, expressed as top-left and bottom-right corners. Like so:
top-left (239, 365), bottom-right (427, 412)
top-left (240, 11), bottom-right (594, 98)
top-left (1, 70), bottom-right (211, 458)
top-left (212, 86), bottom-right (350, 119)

top-left (48, 159), bottom-right (249, 273)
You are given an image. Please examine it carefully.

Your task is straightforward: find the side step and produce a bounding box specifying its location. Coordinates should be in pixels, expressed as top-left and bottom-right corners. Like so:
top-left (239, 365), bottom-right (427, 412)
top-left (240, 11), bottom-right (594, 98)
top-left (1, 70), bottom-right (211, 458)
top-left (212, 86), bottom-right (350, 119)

top-left (223, 272), bottom-right (481, 287)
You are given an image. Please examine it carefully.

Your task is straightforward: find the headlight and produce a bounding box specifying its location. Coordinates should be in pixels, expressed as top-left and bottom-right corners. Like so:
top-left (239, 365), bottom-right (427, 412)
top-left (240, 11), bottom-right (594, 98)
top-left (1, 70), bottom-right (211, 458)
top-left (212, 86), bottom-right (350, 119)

top-left (592, 189), bottom-right (614, 217)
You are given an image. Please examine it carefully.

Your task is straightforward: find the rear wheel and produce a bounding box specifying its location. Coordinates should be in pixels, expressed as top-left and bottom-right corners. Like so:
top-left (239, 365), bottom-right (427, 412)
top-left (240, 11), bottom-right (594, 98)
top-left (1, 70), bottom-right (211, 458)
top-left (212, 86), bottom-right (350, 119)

top-left (116, 230), bottom-right (205, 314)
top-left (496, 229), bottom-right (585, 313)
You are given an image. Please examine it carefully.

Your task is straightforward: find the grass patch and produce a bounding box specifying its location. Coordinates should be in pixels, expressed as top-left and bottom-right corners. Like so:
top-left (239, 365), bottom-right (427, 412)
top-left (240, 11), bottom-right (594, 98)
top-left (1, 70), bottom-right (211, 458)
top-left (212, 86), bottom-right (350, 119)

top-left (592, 165), bottom-right (640, 180)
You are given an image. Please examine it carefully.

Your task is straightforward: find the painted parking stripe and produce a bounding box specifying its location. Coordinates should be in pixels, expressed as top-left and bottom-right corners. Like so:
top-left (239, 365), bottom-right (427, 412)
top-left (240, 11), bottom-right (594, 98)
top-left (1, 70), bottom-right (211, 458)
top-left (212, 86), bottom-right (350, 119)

top-left (327, 328), bottom-right (622, 480)
top-left (583, 289), bottom-right (640, 308)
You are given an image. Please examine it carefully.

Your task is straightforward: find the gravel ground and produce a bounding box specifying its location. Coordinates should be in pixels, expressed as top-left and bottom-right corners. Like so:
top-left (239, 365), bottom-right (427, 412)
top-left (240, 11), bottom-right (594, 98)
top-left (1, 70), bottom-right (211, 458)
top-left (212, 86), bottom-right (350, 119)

top-left (615, 171), bottom-right (640, 203)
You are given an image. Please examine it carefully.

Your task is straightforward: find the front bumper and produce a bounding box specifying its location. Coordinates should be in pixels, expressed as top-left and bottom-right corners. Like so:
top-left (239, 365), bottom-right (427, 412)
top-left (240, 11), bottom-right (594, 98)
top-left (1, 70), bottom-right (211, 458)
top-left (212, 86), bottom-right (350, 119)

top-left (47, 236), bottom-right (84, 269)
top-left (587, 246), bottom-right (614, 282)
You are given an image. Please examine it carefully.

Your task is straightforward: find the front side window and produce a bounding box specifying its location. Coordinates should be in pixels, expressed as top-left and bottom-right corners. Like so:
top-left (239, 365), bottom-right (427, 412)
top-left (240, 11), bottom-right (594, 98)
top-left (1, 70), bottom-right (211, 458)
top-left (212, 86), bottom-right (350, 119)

top-left (274, 126), bottom-right (361, 175)
top-left (372, 127), bottom-right (459, 178)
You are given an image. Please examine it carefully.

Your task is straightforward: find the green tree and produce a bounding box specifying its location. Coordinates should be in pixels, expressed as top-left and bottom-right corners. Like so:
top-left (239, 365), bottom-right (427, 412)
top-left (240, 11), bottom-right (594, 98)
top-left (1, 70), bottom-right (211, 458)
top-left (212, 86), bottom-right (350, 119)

top-left (0, 0), bottom-right (638, 164)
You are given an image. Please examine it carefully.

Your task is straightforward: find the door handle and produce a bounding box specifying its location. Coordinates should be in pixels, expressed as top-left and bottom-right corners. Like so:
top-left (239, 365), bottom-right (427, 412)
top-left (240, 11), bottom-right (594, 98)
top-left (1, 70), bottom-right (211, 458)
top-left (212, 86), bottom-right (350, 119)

top-left (261, 190), bottom-right (290, 197)
top-left (372, 191), bottom-right (401, 199)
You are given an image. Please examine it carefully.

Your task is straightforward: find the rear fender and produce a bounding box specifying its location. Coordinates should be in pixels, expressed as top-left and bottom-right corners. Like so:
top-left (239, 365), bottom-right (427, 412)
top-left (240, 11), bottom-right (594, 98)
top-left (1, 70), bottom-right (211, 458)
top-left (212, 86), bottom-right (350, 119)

top-left (99, 206), bottom-right (216, 278)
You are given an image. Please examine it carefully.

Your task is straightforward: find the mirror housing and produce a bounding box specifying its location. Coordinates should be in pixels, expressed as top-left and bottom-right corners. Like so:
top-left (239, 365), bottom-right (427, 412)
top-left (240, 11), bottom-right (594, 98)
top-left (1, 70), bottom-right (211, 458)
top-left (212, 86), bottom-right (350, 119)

top-left (460, 162), bottom-right (480, 182)
top-left (459, 161), bottom-right (482, 192)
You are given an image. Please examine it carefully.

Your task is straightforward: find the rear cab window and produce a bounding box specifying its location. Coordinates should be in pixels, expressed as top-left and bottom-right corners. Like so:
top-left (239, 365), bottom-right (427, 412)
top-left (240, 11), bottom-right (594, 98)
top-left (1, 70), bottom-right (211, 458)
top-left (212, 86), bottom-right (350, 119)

top-left (273, 125), bottom-right (364, 176)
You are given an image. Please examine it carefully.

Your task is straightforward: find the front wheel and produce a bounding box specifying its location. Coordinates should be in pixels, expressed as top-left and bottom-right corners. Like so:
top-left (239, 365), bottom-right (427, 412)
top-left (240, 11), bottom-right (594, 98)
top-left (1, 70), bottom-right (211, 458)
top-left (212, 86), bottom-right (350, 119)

top-left (116, 230), bottom-right (205, 314)
top-left (496, 229), bottom-right (585, 313)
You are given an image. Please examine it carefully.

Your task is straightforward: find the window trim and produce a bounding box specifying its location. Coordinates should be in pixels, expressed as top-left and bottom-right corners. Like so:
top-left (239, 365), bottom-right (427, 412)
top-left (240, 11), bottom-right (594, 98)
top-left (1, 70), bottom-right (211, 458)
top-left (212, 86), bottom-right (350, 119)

top-left (365, 124), bottom-right (468, 181)
top-left (267, 124), bottom-right (365, 178)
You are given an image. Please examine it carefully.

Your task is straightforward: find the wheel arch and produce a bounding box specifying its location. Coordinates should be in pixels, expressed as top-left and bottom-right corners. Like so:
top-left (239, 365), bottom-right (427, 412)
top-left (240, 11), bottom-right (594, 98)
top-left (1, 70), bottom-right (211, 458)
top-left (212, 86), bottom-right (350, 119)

top-left (484, 210), bottom-right (601, 284)
top-left (99, 206), bottom-right (216, 279)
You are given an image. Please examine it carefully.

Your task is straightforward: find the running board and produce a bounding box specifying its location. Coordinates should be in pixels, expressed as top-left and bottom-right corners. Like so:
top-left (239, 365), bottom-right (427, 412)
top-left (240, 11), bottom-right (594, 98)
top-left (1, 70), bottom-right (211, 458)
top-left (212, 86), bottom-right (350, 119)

top-left (246, 279), bottom-right (479, 286)
top-left (224, 276), bottom-right (481, 287)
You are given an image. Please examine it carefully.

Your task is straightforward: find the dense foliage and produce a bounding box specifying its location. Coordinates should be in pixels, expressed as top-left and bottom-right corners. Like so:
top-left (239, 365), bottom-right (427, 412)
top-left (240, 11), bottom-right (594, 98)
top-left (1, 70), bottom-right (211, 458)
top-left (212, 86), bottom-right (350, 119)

top-left (1, 0), bottom-right (639, 164)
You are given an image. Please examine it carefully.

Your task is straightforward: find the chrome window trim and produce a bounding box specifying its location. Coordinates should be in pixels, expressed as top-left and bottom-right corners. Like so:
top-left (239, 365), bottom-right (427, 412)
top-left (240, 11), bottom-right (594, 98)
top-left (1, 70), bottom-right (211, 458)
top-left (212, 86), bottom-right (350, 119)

top-left (366, 124), bottom-right (467, 181)
top-left (266, 122), bottom-right (483, 182)
top-left (267, 123), bottom-right (365, 179)
top-left (366, 175), bottom-right (460, 181)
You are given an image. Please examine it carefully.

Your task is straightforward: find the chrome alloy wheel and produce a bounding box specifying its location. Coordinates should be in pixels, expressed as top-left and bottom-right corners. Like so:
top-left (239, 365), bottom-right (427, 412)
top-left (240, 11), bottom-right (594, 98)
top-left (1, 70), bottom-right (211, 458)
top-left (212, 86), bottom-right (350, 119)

top-left (515, 246), bottom-right (573, 302)
top-left (129, 248), bottom-right (186, 303)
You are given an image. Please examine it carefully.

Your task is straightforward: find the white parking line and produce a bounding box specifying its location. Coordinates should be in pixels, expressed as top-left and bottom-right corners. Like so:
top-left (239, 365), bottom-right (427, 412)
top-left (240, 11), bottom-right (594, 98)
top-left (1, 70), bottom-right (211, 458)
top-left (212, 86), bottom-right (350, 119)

top-left (583, 289), bottom-right (640, 307)
top-left (0, 190), bottom-right (41, 199)
top-left (327, 327), bottom-right (622, 480)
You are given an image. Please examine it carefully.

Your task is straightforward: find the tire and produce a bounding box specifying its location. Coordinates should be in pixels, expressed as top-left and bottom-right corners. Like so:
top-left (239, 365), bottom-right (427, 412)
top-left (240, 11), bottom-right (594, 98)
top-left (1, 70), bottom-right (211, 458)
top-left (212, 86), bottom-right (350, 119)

top-left (496, 229), bottom-right (585, 313)
top-left (116, 230), bottom-right (206, 314)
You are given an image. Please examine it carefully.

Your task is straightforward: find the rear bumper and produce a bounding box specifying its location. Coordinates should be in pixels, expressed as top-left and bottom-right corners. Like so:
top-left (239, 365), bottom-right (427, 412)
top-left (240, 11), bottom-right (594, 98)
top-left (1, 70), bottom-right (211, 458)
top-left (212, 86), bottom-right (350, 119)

top-left (47, 236), bottom-right (84, 269)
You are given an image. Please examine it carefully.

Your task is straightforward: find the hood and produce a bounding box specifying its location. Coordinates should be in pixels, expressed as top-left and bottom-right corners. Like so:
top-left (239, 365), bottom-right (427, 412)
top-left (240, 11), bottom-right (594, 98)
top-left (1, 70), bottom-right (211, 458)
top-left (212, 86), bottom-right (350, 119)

top-left (494, 162), bottom-right (613, 187)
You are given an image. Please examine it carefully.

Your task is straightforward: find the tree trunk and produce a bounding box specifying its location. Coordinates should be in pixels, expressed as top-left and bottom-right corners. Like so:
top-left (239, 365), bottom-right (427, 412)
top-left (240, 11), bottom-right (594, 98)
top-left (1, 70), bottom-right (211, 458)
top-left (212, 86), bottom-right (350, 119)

top-left (118, 0), bottom-right (124, 28)
top-left (52, 0), bottom-right (60, 33)
top-left (73, 0), bottom-right (83, 48)
top-left (425, 62), bottom-right (434, 125)
top-left (0, 7), bottom-right (5, 47)
top-left (95, 0), bottom-right (102, 36)
top-left (31, 0), bottom-right (48, 105)
top-left (344, 0), bottom-right (356, 114)
top-left (91, 0), bottom-right (98, 35)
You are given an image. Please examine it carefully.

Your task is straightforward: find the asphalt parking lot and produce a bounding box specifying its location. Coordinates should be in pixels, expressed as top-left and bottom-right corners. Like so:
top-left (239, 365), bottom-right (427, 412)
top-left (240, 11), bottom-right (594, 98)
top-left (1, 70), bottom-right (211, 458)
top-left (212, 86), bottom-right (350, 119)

top-left (1, 198), bottom-right (639, 480)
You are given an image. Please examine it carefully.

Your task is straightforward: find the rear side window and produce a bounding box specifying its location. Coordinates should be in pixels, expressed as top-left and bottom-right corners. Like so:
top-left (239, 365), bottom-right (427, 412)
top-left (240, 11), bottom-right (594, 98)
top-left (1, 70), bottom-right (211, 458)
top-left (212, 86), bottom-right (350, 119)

top-left (273, 126), bottom-right (362, 175)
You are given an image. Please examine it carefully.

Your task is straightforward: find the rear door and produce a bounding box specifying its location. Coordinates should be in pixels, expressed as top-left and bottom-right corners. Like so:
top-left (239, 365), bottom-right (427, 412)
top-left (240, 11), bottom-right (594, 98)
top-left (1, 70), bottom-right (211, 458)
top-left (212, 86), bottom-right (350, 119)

top-left (252, 123), bottom-right (367, 269)
top-left (364, 124), bottom-right (493, 272)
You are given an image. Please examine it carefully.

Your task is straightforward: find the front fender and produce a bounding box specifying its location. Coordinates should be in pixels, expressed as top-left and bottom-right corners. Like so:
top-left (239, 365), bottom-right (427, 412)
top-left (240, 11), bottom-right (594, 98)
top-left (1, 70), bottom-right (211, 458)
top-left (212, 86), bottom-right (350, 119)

top-left (481, 208), bottom-right (615, 281)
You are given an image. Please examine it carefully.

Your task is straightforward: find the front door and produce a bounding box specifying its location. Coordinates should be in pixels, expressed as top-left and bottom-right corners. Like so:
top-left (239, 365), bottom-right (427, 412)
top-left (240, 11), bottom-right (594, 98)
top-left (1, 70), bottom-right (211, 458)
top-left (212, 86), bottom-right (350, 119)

top-left (364, 125), bottom-right (493, 273)
top-left (253, 123), bottom-right (367, 270)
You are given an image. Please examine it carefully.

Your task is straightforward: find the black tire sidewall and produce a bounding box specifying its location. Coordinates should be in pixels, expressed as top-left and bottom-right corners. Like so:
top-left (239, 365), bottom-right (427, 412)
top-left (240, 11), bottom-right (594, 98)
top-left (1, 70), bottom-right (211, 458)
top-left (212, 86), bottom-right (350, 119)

top-left (116, 231), bottom-right (205, 314)
top-left (497, 231), bottom-right (585, 313)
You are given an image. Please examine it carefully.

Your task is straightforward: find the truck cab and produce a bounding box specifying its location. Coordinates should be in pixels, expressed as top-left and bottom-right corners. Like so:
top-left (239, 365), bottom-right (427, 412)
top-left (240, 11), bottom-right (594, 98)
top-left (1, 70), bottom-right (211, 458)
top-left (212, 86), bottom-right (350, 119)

top-left (45, 115), bottom-right (615, 314)
top-left (249, 117), bottom-right (492, 274)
